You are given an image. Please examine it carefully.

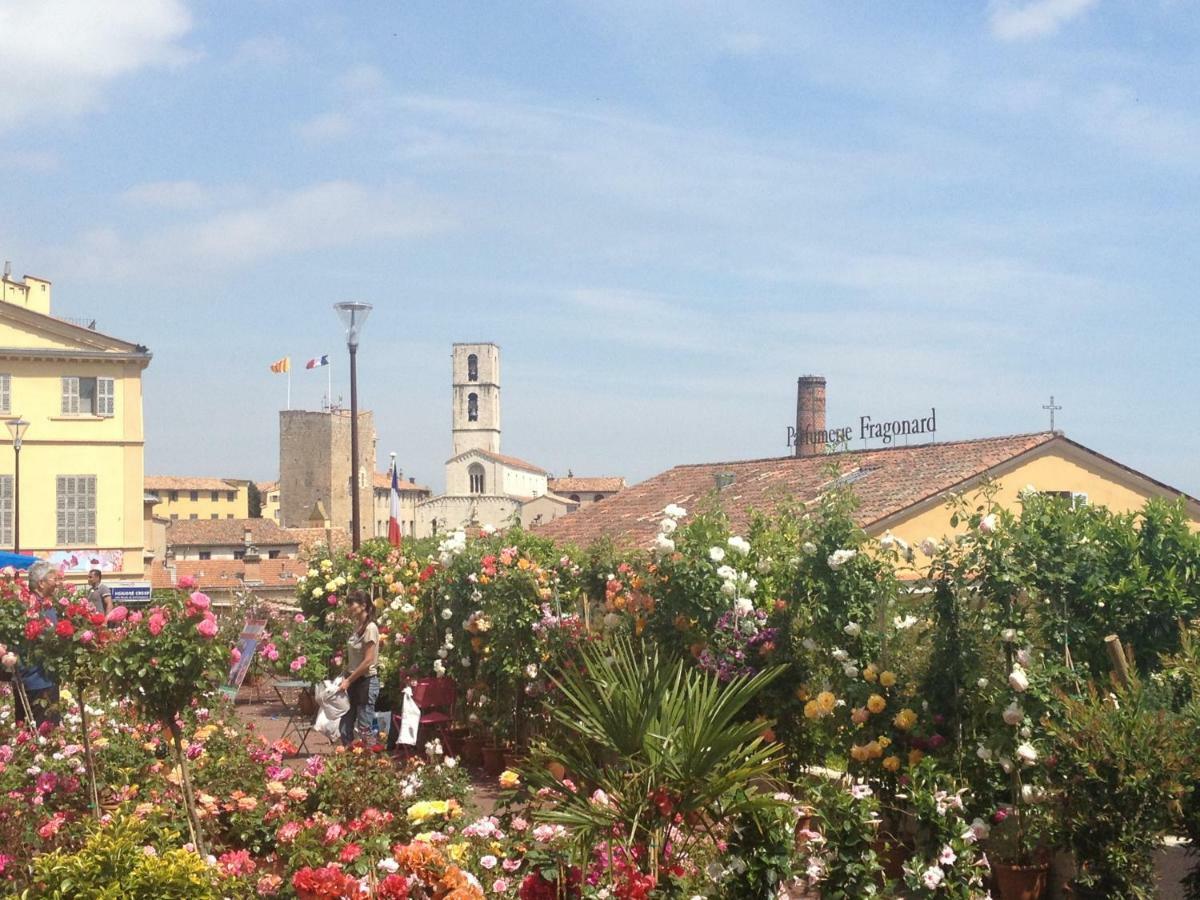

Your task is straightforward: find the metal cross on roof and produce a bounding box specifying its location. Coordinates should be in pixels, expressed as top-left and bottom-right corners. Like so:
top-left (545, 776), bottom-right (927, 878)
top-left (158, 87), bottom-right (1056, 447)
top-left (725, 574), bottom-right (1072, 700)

top-left (1042, 395), bottom-right (1062, 431)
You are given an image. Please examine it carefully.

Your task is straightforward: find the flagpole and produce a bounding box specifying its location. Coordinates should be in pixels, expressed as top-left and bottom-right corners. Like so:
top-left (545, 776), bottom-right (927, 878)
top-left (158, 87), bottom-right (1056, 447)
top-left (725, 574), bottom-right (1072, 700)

top-left (287, 369), bottom-right (291, 410)
top-left (327, 359), bottom-right (332, 410)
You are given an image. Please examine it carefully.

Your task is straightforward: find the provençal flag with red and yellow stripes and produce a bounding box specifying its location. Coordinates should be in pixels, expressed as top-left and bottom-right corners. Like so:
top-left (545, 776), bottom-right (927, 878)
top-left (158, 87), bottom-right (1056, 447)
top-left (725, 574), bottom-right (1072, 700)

top-left (270, 356), bottom-right (291, 373)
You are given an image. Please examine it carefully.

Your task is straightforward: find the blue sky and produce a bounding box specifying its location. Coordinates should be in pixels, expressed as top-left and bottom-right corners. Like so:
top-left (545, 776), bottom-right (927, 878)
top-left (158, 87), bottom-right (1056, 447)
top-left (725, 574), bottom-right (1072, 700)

top-left (2, 0), bottom-right (1198, 495)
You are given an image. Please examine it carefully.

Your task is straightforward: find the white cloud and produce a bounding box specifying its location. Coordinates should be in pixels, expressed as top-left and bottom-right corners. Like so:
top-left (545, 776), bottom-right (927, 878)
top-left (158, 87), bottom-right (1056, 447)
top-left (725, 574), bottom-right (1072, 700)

top-left (121, 180), bottom-right (218, 210)
top-left (0, 0), bottom-right (192, 124)
top-left (988, 0), bottom-right (1099, 41)
top-left (69, 180), bottom-right (456, 277)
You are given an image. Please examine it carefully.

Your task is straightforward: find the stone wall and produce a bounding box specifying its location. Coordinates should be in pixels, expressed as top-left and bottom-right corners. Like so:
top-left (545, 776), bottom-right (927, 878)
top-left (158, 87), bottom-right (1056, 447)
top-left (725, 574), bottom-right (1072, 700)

top-left (278, 409), bottom-right (376, 544)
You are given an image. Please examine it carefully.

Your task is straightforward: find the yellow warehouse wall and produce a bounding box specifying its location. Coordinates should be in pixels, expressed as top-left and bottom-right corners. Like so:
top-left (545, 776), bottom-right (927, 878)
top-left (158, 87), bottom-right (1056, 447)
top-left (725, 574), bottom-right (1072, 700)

top-left (152, 484), bottom-right (249, 521)
top-left (874, 442), bottom-right (1200, 557)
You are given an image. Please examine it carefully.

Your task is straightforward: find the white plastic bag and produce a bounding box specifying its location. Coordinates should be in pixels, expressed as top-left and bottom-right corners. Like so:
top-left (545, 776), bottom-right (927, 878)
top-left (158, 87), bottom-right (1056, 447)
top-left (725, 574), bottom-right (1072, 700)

top-left (313, 679), bottom-right (350, 740)
top-left (397, 686), bottom-right (421, 746)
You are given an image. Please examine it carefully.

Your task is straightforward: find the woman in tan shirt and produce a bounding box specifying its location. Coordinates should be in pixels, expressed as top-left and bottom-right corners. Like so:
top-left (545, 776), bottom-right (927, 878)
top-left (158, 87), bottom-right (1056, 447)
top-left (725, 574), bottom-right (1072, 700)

top-left (337, 590), bottom-right (379, 746)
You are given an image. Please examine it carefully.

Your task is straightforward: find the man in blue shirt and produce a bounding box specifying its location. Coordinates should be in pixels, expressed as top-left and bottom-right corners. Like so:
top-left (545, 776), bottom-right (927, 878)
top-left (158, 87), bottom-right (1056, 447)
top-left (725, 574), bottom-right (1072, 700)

top-left (13, 560), bottom-right (62, 727)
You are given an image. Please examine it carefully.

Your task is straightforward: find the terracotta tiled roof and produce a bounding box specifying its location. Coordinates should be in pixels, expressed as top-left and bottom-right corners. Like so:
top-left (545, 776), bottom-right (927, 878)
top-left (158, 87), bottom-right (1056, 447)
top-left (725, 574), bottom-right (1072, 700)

top-left (536, 433), bottom-right (1061, 549)
top-left (146, 476), bottom-right (243, 492)
top-left (448, 448), bottom-right (547, 475)
top-left (149, 559), bottom-right (306, 593)
top-left (166, 518), bottom-right (303, 547)
top-left (288, 527), bottom-right (351, 556)
top-left (548, 477), bottom-right (626, 494)
top-left (372, 472), bottom-right (432, 492)
top-left (257, 481), bottom-right (278, 494)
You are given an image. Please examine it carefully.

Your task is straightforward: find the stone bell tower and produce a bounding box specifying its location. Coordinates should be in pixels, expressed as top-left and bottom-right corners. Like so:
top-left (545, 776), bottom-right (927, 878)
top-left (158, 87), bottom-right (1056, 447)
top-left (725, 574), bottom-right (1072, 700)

top-left (451, 343), bottom-right (501, 456)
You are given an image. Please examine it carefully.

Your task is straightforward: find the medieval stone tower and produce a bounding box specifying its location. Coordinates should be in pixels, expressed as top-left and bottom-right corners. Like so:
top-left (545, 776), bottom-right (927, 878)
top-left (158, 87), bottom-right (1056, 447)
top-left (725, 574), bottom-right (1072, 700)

top-left (451, 343), bottom-right (501, 456)
top-left (278, 409), bottom-right (377, 543)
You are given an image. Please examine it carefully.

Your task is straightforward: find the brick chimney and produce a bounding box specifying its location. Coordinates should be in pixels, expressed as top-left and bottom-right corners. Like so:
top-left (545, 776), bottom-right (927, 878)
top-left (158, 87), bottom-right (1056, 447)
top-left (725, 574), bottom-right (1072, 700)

top-left (795, 376), bottom-right (827, 458)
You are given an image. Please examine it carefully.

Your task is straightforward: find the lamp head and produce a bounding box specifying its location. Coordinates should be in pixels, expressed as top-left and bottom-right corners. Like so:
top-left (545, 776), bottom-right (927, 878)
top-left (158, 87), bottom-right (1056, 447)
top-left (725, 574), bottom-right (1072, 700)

top-left (333, 301), bottom-right (373, 347)
top-left (6, 418), bottom-right (29, 449)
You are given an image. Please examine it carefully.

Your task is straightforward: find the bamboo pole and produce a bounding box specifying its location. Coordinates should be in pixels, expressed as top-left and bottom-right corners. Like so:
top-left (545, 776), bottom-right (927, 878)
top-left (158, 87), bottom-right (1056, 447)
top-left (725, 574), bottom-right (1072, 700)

top-left (1104, 634), bottom-right (1132, 688)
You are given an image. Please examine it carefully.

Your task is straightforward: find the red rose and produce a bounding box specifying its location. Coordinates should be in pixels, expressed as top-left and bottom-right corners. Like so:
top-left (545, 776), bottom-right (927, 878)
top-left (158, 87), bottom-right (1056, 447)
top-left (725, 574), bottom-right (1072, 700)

top-left (25, 619), bottom-right (44, 640)
top-left (55, 620), bottom-right (75, 639)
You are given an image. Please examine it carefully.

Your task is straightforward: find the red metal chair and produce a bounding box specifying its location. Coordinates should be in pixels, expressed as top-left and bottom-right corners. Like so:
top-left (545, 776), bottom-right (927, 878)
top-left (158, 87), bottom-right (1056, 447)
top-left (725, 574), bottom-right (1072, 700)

top-left (403, 677), bottom-right (457, 755)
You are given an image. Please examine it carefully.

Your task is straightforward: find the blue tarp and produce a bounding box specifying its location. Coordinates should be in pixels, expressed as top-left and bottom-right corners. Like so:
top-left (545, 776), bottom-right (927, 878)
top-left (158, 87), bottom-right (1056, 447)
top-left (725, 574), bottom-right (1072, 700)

top-left (0, 552), bottom-right (38, 570)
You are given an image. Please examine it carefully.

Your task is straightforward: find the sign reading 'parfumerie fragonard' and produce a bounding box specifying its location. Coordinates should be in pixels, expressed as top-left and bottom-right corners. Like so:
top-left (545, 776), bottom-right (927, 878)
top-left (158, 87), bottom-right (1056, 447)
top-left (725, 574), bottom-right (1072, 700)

top-left (787, 409), bottom-right (937, 448)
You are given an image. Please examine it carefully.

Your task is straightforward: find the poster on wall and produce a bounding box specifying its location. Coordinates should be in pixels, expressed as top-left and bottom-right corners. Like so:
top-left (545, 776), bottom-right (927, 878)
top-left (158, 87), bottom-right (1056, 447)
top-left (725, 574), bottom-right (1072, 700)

top-left (47, 550), bottom-right (124, 574)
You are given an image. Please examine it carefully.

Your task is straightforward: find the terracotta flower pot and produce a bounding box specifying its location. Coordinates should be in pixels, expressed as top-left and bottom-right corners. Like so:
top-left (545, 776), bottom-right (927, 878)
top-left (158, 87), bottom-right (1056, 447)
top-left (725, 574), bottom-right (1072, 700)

top-left (461, 735), bottom-right (484, 767)
top-left (871, 833), bottom-right (913, 883)
top-left (481, 744), bottom-right (506, 777)
top-left (297, 687), bottom-right (317, 717)
top-left (546, 760), bottom-right (567, 781)
top-left (993, 861), bottom-right (1050, 900)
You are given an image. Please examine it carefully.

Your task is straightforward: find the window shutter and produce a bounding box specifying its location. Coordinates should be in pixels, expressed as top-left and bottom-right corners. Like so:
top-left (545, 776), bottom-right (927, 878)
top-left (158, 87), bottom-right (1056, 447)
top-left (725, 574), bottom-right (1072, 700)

top-left (0, 375), bottom-right (10, 414)
top-left (61, 377), bottom-right (79, 415)
top-left (0, 475), bottom-right (12, 545)
top-left (98, 378), bottom-right (115, 416)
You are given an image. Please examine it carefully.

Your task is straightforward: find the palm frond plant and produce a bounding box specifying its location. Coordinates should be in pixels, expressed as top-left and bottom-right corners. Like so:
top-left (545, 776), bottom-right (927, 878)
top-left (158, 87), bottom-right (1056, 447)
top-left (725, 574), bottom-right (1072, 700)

top-left (521, 635), bottom-right (788, 892)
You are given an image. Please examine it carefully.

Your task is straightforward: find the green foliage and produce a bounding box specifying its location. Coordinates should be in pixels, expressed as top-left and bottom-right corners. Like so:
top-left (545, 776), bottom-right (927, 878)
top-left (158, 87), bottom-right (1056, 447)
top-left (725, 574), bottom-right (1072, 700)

top-left (23, 814), bottom-right (232, 899)
top-left (1047, 685), bottom-right (1189, 899)
top-left (523, 636), bottom-right (787, 888)
top-left (899, 761), bottom-right (989, 898)
top-left (717, 799), bottom-right (805, 900)
top-left (803, 777), bottom-right (884, 898)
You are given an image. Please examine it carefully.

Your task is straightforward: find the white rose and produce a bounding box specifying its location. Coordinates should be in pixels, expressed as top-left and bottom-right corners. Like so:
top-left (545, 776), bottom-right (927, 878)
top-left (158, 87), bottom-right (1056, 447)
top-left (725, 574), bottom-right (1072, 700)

top-left (976, 677), bottom-right (989, 688)
top-left (919, 537), bottom-right (939, 556)
top-left (976, 744), bottom-right (992, 761)
top-left (390, 599), bottom-right (402, 611)
top-left (801, 541), bottom-right (817, 555)
top-left (716, 565), bottom-right (737, 581)
top-left (755, 557), bottom-right (772, 574)
top-left (842, 664), bottom-right (859, 678)
top-left (727, 536), bottom-right (751, 556)
top-left (1016, 742), bottom-right (1038, 765)
top-left (432, 659), bottom-right (446, 675)
top-left (663, 503), bottom-right (687, 519)
top-left (843, 622), bottom-right (862, 638)
top-left (1003, 702), bottom-right (1023, 726)
top-left (659, 518), bottom-right (678, 535)
top-left (525, 663), bottom-right (539, 679)
top-left (801, 638), bottom-right (817, 651)
top-left (401, 603), bottom-right (415, 614)
top-left (719, 580), bottom-right (737, 597)
top-left (999, 756), bottom-right (1014, 774)
top-left (1017, 647), bottom-right (1032, 667)
top-left (970, 818), bottom-right (990, 841)
top-left (979, 514), bottom-right (998, 534)
top-left (653, 534), bottom-right (676, 554)
top-left (733, 597), bottom-right (754, 615)
top-left (441, 608), bottom-right (453, 621)
top-left (709, 546), bottom-right (726, 563)
top-left (378, 858), bottom-right (400, 873)
top-left (1001, 628), bottom-right (1018, 643)
top-left (827, 548), bottom-right (857, 570)
top-left (879, 532), bottom-right (896, 549)
top-left (1009, 665), bottom-right (1029, 693)
top-left (461, 657), bottom-right (472, 668)
top-left (831, 648), bottom-right (849, 662)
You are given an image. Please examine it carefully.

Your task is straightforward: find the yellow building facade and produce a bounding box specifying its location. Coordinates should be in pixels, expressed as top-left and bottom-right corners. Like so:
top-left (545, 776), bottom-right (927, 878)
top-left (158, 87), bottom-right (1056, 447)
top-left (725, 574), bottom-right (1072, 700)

top-left (0, 270), bottom-right (151, 579)
top-left (145, 477), bottom-right (249, 521)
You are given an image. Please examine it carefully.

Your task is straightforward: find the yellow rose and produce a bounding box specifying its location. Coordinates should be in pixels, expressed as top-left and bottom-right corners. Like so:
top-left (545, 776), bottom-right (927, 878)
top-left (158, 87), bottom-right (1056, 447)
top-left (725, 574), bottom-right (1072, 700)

top-left (865, 740), bottom-right (883, 759)
top-left (803, 700), bottom-right (821, 720)
top-left (909, 749), bottom-right (925, 766)
top-left (850, 706), bottom-right (870, 725)
top-left (882, 755), bottom-right (901, 772)
top-left (816, 691), bottom-right (837, 714)
top-left (878, 736), bottom-right (891, 749)
top-left (498, 770), bottom-right (521, 790)
top-left (893, 708), bottom-right (918, 731)
top-left (850, 744), bottom-right (869, 762)
top-left (867, 694), bottom-right (887, 714)
top-left (879, 671), bottom-right (897, 688)
top-left (863, 664), bottom-right (878, 683)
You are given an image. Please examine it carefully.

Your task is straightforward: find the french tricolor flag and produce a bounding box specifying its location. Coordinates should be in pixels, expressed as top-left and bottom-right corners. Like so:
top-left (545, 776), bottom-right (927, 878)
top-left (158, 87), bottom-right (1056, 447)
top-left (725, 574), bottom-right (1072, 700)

top-left (305, 355), bottom-right (329, 369)
top-left (388, 466), bottom-right (402, 546)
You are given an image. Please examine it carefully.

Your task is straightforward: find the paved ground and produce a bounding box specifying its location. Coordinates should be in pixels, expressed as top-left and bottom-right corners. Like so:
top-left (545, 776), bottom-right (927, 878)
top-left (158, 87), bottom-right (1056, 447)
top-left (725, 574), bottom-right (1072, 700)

top-left (231, 688), bottom-right (503, 814)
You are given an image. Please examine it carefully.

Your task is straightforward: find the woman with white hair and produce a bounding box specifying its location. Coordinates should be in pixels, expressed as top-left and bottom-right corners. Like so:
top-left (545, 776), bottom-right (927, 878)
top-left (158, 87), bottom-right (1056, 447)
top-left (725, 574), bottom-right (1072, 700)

top-left (12, 560), bottom-right (62, 726)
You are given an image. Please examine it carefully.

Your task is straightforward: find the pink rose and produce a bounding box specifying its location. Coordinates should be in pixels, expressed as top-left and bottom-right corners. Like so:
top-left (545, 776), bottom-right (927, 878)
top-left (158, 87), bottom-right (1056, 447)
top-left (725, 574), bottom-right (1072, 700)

top-left (289, 656), bottom-right (307, 672)
top-left (188, 592), bottom-right (211, 611)
top-left (294, 613), bottom-right (305, 623)
top-left (196, 616), bottom-right (218, 639)
top-left (129, 610), bottom-right (143, 624)
top-left (230, 648), bottom-right (242, 664)
top-left (106, 605), bottom-right (128, 624)
top-left (492, 879), bottom-right (509, 894)
top-left (79, 630), bottom-right (95, 644)
top-left (147, 613), bottom-right (165, 636)
top-left (177, 575), bottom-right (197, 590)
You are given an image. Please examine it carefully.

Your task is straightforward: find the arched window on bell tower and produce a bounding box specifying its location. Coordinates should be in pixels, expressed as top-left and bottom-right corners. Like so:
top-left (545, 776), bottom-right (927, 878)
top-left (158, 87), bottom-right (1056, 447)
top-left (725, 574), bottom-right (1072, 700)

top-left (467, 392), bottom-right (479, 422)
top-left (467, 353), bottom-right (478, 382)
top-left (468, 463), bottom-right (485, 494)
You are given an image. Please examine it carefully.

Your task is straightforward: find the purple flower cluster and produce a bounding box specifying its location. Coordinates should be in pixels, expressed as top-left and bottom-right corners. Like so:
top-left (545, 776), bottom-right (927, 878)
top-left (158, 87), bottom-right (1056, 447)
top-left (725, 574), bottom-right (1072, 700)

top-left (697, 608), bottom-right (778, 681)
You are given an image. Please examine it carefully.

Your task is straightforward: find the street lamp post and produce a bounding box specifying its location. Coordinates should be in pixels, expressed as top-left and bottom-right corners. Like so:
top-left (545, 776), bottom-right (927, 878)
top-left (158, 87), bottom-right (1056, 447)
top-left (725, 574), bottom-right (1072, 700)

top-left (6, 418), bottom-right (30, 554)
top-left (333, 301), bottom-right (372, 550)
